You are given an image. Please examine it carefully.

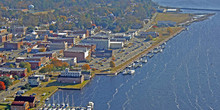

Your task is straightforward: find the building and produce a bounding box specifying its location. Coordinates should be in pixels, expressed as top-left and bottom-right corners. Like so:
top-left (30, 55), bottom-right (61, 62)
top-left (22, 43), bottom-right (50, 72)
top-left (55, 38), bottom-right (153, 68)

top-left (0, 29), bottom-right (12, 43)
top-left (28, 76), bottom-right (40, 86)
top-left (27, 61), bottom-right (41, 70)
top-left (16, 56), bottom-right (49, 65)
top-left (81, 71), bottom-right (91, 80)
top-left (64, 47), bottom-right (90, 62)
top-left (4, 41), bottom-right (23, 50)
top-left (33, 75), bottom-right (45, 80)
top-left (47, 42), bottom-right (68, 51)
top-left (110, 42), bottom-right (124, 49)
top-left (0, 68), bottom-right (27, 77)
top-left (25, 32), bottom-right (39, 41)
top-left (33, 51), bottom-right (57, 59)
top-left (157, 21), bottom-right (177, 27)
top-left (11, 101), bottom-right (29, 110)
top-left (93, 50), bottom-right (113, 58)
top-left (57, 68), bottom-right (84, 84)
top-left (81, 38), bottom-right (110, 50)
top-left (138, 31), bottom-right (159, 38)
top-left (57, 57), bottom-right (77, 66)
top-left (47, 37), bottom-right (75, 46)
top-left (13, 96), bottom-right (36, 108)
top-left (74, 43), bottom-right (96, 52)
top-left (12, 26), bottom-right (28, 36)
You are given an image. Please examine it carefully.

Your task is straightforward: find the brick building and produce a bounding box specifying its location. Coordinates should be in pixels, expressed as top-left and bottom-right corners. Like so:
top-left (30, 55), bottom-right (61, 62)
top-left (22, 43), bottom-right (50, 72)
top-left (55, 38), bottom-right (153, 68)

top-left (74, 43), bottom-right (96, 52)
top-left (11, 101), bottom-right (29, 110)
top-left (64, 47), bottom-right (90, 62)
top-left (33, 51), bottom-right (57, 59)
top-left (13, 96), bottom-right (36, 108)
top-left (4, 41), bottom-right (23, 50)
top-left (0, 68), bottom-right (27, 77)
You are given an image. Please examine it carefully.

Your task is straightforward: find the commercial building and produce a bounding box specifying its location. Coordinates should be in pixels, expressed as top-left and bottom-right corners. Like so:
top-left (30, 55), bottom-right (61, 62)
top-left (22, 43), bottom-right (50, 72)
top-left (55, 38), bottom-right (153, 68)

top-left (0, 29), bottom-right (12, 43)
top-left (74, 43), bottom-right (96, 52)
top-left (4, 41), bottom-right (23, 50)
top-left (16, 56), bottom-right (49, 65)
top-left (47, 42), bottom-right (68, 51)
top-left (110, 42), bottom-right (124, 49)
top-left (81, 38), bottom-right (110, 50)
top-left (57, 68), bottom-right (84, 84)
top-left (57, 57), bottom-right (77, 66)
top-left (33, 51), bottom-right (57, 59)
top-left (64, 47), bottom-right (90, 62)
top-left (12, 26), bottom-right (28, 36)
top-left (48, 37), bottom-right (75, 46)
top-left (0, 67), bottom-right (27, 77)
top-left (93, 50), bottom-right (113, 58)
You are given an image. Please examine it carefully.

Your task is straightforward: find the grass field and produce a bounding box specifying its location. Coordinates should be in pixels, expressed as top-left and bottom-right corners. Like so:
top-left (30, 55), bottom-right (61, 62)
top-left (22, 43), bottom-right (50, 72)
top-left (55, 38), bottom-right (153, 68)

top-left (155, 13), bottom-right (192, 24)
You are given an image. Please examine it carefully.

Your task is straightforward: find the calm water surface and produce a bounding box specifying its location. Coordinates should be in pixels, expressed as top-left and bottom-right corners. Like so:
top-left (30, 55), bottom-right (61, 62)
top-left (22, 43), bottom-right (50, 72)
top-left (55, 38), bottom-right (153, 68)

top-left (48, 0), bottom-right (220, 109)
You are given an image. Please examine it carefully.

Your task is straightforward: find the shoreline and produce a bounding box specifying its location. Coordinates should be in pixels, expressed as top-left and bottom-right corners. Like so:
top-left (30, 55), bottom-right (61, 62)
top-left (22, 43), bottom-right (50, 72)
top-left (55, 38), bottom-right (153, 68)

top-left (95, 13), bottom-right (213, 76)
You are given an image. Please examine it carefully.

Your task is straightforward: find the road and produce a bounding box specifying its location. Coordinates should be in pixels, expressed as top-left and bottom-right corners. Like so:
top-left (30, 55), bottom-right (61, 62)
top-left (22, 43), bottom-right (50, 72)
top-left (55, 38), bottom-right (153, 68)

top-left (0, 77), bottom-right (28, 103)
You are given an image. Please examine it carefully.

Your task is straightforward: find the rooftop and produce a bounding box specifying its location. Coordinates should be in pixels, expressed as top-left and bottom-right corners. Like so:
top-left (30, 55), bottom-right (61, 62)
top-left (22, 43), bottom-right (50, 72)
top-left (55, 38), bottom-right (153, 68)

top-left (14, 96), bottom-right (35, 103)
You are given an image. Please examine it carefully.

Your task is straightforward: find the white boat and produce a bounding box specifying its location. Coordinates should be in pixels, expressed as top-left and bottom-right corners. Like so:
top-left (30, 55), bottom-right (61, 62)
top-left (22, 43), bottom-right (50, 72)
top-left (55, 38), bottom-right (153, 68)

top-left (138, 64), bottom-right (142, 67)
top-left (65, 103), bottom-right (69, 107)
top-left (122, 70), bottom-right (128, 75)
top-left (47, 104), bottom-right (51, 107)
top-left (128, 70), bottom-right (135, 75)
top-left (160, 49), bottom-right (163, 52)
top-left (52, 103), bottom-right (55, 108)
top-left (61, 103), bottom-right (65, 107)
top-left (46, 98), bottom-right (49, 101)
top-left (142, 59), bottom-right (148, 63)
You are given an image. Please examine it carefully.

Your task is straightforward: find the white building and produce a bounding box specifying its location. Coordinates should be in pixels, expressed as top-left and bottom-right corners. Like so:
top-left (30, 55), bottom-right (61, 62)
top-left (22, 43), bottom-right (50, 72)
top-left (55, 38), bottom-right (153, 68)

top-left (28, 76), bottom-right (40, 86)
top-left (110, 42), bottom-right (124, 49)
top-left (57, 57), bottom-right (77, 66)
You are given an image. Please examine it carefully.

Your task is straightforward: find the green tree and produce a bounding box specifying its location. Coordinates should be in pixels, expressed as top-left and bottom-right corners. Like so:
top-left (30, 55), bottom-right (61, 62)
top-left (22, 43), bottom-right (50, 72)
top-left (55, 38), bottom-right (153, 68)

top-left (9, 64), bottom-right (15, 68)
top-left (14, 75), bottom-right (19, 80)
top-left (110, 61), bottom-right (116, 68)
top-left (0, 76), bottom-right (12, 88)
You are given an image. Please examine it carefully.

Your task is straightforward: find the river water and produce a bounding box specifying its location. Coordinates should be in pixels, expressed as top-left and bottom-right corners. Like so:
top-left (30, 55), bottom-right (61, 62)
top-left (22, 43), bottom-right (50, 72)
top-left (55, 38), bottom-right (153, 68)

top-left (47, 0), bottom-right (220, 109)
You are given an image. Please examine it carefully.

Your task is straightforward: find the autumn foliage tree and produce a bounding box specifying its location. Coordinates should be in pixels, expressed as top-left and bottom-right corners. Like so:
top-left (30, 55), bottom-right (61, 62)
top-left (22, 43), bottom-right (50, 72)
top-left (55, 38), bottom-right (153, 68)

top-left (82, 64), bottom-right (90, 71)
top-left (167, 27), bottom-right (173, 34)
top-left (0, 81), bottom-right (6, 90)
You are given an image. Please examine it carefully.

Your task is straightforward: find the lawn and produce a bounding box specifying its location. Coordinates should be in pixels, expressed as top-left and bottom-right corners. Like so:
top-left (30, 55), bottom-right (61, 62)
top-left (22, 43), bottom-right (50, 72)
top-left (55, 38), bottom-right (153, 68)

top-left (155, 13), bottom-right (192, 24)
top-left (0, 103), bottom-right (10, 110)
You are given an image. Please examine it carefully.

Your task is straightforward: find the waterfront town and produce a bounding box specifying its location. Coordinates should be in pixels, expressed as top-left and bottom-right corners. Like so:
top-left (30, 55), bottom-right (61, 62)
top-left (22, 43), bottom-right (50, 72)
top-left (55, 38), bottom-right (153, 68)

top-left (0, 1), bottom-right (214, 110)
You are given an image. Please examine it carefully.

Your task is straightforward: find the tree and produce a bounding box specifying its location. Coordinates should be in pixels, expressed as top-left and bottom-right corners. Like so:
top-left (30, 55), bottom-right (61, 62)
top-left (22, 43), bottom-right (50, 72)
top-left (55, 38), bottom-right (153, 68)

top-left (62, 62), bottom-right (69, 67)
top-left (51, 58), bottom-right (62, 67)
top-left (0, 81), bottom-right (6, 90)
top-left (112, 55), bottom-right (116, 61)
top-left (82, 64), bottom-right (90, 71)
top-left (9, 64), bottom-right (15, 68)
top-left (19, 62), bottom-right (26, 68)
top-left (0, 76), bottom-right (12, 88)
top-left (14, 75), bottom-right (19, 80)
top-left (19, 62), bottom-right (32, 73)
top-left (110, 61), bottom-right (115, 68)
top-left (167, 27), bottom-right (173, 34)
